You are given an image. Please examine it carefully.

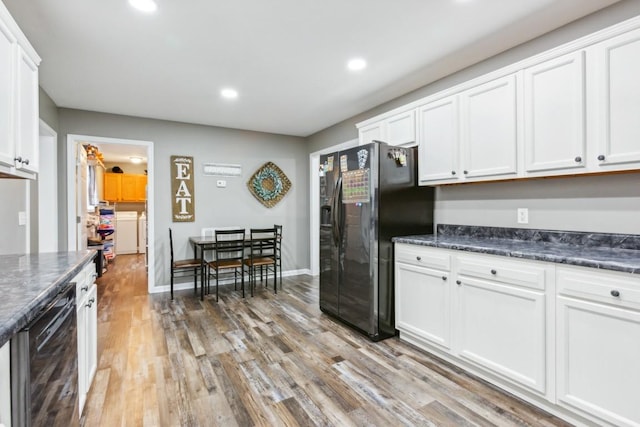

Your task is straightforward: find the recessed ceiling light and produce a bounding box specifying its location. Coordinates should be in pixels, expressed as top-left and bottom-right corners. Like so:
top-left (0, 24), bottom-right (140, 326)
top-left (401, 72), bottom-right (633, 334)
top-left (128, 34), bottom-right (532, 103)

top-left (347, 58), bottom-right (367, 72)
top-left (221, 88), bottom-right (239, 99)
top-left (130, 156), bottom-right (143, 164)
top-left (129, 0), bottom-right (157, 13)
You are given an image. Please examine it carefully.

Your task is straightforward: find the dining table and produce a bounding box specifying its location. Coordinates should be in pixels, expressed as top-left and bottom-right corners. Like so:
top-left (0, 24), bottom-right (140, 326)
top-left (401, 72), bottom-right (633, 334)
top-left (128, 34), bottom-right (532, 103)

top-left (188, 232), bottom-right (280, 300)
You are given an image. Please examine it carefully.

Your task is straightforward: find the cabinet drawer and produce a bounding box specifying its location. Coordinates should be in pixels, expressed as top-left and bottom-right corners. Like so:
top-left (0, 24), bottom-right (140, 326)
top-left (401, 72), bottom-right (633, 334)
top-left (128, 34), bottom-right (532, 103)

top-left (395, 244), bottom-right (451, 271)
top-left (557, 266), bottom-right (640, 311)
top-left (457, 254), bottom-right (546, 291)
top-left (74, 262), bottom-right (97, 302)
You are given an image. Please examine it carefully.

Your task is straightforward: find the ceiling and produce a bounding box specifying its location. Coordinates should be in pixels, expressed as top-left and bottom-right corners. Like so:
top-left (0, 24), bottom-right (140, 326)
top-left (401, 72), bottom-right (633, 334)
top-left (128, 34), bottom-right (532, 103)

top-left (4, 0), bottom-right (620, 137)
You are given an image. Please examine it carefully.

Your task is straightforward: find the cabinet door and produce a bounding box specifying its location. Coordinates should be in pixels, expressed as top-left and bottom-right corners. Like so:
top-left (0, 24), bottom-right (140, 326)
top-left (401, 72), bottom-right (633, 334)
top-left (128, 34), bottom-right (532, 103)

top-left (121, 174), bottom-right (138, 201)
top-left (135, 175), bottom-right (147, 200)
top-left (557, 296), bottom-right (640, 426)
top-left (103, 173), bottom-right (121, 201)
top-left (359, 122), bottom-right (383, 145)
top-left (524, 51), bottom-right (586, 174)
top-left (15, 46), bottom-right (38, 173)
top-left (0, 20), bottom-right (15, 169)
top-left (455, 277), bottom-right (546, 394)
top-left (386, 110), bottom-right (415, 146)
top-left (460, 75), bottom-right (518, 179)
top-left (396, 262), bottom-right (451, 349)
top-left (417, 96), bottom-right (459, 183)
top-left (76, 292), bottom-right (88, 414)
top-left (85, 284), bottom-right (98, 394)
top-left (593, 28), bottom-right (640, 169)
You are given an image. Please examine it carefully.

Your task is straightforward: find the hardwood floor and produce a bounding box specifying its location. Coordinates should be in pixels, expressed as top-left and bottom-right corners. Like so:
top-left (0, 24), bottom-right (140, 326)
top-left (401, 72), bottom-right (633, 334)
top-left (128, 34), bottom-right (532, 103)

top-left (82, 254), bottom-right (572, 427)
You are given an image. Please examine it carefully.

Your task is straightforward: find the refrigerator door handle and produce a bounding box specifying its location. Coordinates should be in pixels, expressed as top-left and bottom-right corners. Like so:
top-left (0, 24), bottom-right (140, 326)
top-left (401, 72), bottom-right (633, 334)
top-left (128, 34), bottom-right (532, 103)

top-left (332, 176), bottom-right (343, 246)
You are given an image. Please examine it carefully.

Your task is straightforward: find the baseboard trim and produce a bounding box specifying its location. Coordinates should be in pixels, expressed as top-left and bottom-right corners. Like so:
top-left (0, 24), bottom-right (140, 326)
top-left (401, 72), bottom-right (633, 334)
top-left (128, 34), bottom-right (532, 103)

top-left (151, 268), bottom-right (312, 294)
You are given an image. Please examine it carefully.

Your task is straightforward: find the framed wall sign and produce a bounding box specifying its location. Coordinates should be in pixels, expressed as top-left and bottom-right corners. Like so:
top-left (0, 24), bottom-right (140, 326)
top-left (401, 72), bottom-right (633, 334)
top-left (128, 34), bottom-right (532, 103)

top-left (171, 155), bottom-right (195, 222)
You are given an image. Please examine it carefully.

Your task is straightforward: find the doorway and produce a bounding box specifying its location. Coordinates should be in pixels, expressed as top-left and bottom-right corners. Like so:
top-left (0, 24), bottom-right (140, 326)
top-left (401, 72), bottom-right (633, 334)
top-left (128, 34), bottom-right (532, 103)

top-left (66, 134), bottom-right (155, 292)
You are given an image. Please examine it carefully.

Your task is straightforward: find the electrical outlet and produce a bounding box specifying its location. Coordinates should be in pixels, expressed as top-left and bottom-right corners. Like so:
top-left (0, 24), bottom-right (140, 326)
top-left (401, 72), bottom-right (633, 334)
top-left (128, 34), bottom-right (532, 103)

top-left (18, 211), bottom-right (27, 225)
top-left (517, 208), bottom-right (529, 224)
top-left (216, 180), bottom-right (227, 188)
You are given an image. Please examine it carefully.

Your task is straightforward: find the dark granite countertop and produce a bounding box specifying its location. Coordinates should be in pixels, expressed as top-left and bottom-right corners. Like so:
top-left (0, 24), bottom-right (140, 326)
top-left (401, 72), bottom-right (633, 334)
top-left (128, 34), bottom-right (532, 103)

top-left (0, 251), bottom-right (96, 347)
top-left (393, 225), bottom-right (640, 275)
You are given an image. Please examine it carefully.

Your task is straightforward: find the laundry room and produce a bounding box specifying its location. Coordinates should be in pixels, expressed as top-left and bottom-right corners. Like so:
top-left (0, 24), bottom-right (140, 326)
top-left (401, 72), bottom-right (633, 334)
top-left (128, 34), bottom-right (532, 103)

top-left (84, 142), bottom-right (148, 274)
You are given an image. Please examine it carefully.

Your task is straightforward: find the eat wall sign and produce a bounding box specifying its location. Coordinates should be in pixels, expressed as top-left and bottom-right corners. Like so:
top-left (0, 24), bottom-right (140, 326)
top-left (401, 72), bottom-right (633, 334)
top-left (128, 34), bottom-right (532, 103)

top-left (171, 155), bottom-right (195, 222)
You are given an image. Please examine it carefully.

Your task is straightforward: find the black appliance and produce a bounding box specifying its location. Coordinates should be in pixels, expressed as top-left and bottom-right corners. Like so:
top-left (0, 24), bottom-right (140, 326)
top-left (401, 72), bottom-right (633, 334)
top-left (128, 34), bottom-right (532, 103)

top-left (11, 284), bottom-right (79, 427)
top-left (319, 141), bottom-right (434, 341)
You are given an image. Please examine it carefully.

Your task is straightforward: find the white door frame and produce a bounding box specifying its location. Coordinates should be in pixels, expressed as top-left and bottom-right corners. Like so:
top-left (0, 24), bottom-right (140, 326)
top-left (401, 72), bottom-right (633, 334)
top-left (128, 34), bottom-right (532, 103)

top-left (66, 134), bottom-right (155, 292)
top-left (309, 138), bottom-right (358, 276)
top-left (38, 120), bottom-right (58, 253)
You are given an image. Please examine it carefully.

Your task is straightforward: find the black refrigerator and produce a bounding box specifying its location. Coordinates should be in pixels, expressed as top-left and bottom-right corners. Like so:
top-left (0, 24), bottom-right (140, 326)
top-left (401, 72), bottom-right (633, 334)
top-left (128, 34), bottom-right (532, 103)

top-left (319, 141), bottom-right (434, 341)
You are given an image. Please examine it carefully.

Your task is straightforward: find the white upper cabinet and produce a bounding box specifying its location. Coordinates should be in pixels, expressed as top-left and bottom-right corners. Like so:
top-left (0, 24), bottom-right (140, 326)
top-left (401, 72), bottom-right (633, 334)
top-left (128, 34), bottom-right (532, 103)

top-left (15, 47), bottom-right (38, 173)
top-left (459, 74), bottom-right (518, 180)
top-left (358, 121), bottom-right (383, 146)
top-left (524, 51), bottom-right (587, 175)
top-left (358, 17), bottom-right (640, 186)
top-left (591, 27), bottom-right (640, 171)
top-left (385, 110), bottom-right (415, 146)
top-left (358, 109), bottom-right (416, 147)
top-left (0, 18), bottom-right (16, 169)
top-left (417, 96), bottom-right (459, 183)
top-left (0, 3), bottom-right (40, 179)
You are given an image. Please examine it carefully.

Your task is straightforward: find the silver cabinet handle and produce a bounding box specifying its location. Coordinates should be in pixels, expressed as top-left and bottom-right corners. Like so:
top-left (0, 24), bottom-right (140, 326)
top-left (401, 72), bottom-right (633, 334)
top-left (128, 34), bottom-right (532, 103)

top-left (611, 290), bottom-right (620, 298)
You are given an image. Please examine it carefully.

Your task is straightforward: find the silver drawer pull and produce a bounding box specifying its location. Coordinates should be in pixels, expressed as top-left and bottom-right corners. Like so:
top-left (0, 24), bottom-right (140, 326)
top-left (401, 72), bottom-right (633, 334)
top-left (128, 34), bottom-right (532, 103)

top-left (416, 256), bottom-right (421, 261)
top-left (611, 290), bottom-right (620, 298)
top-left (442, 276), bottom-right (447, 281)
top-left (456, 280), bottom-right (462, 286)
top-left (490, 269), bottom-right (497, 275)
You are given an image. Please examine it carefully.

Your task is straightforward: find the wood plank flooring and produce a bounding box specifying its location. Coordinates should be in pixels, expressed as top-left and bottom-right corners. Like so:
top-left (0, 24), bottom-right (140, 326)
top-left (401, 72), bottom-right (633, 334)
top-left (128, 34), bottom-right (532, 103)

top-left (82, 254), bottom-right (572, 427)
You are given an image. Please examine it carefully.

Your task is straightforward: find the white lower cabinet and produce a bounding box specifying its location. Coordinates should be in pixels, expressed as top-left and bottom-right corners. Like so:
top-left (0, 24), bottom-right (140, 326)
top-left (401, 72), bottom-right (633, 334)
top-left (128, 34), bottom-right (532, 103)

top-left (0, 340), bottom-right (10, 426)
top-left (455, 276), bottom-right (547, 394)
top-left (395, 244), bottom-right (640, 426)
top-left (75, 263), bottom-right (98, 416)
top-left (556, 266), bottom-right (640, 427)
top-left (395, 246), bottom-right (452, 350)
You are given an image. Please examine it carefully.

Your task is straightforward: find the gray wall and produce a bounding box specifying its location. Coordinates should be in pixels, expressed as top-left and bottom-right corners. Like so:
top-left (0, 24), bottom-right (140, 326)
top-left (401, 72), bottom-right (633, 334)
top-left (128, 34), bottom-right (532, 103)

top-left (307, 0), bottom-right (640, 235)
top-left (39, 87), bottom-right (59, 132)
top-left (0, 179), bottom-right (28, 255)
top-left (57, 109), bottom-right (309, 290)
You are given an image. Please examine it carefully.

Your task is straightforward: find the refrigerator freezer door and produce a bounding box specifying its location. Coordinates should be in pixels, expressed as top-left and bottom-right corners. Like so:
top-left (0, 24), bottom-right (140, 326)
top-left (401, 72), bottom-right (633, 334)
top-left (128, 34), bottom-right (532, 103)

top-left (319, 152), bottom-right (340, 316)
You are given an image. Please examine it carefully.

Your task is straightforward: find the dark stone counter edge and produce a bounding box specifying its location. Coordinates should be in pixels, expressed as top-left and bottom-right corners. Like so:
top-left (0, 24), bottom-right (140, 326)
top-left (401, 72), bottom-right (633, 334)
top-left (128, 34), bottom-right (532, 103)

top-left (392, 236), bottom-right (640, 275)
top-left (0, 252), bottom-right (96, 348)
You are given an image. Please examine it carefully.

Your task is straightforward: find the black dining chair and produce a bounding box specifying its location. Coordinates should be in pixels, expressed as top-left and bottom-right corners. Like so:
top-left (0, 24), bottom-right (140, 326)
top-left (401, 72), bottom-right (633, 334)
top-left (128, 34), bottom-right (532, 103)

top-left (243, 228), bottom-right (277, 296)
top-left (206, 228), bottom-right (246, 301)
top-left (274, 224), bottom-right (283, 288)
top-left (169, 228), bottom-right (201, 300)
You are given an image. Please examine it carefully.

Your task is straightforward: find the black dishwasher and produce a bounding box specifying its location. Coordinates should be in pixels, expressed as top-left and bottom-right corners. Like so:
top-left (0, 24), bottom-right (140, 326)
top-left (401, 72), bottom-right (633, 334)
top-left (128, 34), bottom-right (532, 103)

top-left (11, 283), bottom-right (79, 427)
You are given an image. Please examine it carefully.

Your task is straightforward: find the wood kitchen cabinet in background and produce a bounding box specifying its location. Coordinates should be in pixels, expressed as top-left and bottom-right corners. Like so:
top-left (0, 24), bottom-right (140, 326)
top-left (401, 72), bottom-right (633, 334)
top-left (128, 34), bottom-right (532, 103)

top-left (103, 172), bottom-right (147, 202)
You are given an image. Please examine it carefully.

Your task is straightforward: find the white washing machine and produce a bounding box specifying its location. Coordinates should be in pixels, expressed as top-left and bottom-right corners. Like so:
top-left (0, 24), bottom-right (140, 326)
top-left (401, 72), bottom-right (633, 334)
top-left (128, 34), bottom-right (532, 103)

top-left (115, 211), bottom-right (138, 254)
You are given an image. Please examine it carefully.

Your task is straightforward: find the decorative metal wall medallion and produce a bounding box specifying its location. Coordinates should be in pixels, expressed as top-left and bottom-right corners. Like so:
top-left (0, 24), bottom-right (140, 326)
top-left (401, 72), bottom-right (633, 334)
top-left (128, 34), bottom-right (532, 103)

top-left (247, 162), bottom-right (291, 208)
